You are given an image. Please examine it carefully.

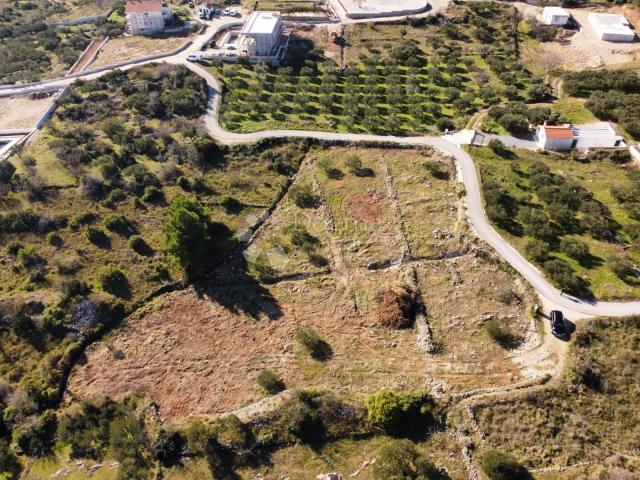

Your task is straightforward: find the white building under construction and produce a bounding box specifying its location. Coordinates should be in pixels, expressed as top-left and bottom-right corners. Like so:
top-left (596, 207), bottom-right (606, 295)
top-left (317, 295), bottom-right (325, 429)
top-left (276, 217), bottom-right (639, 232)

top-left (238, 11), bottom-right (283, 56)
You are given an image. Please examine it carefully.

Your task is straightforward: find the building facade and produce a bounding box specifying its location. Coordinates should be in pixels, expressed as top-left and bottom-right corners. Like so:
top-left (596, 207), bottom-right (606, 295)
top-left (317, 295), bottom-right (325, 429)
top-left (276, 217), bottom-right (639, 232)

top-left (541, 7), bottom-right (570, 26)
top-left (238, 11), bottom-right (283, 56)
top-left (536, 123), bottom-right (625, 151)
top-left (126, 0), bottom-right (172, 35)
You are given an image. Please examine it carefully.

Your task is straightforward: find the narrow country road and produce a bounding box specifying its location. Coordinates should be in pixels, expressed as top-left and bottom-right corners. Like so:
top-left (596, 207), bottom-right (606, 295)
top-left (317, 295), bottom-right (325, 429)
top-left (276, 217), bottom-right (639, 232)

top-left (3, 51), bottom-right (640, 317)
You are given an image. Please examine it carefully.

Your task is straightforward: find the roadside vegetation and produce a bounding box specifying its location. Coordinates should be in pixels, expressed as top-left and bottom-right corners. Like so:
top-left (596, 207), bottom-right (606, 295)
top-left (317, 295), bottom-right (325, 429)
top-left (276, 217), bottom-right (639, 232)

top-left (0, 0), bottom-right (125, 84)
top-left (473, 316), bottom-right (640, 470)
top-left (473, 144), bottom-right (640, 300)
top-left (211, 2), bottom-right (546, 135)
top-left (564, 69), bottom-right (640, 140)
top-left (21, 388), bottom-right (452, 479)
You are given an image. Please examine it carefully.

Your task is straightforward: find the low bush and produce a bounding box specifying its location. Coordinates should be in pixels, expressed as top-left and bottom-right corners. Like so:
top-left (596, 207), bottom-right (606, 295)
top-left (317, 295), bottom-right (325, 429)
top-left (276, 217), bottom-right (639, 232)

top-left (480, 449), bottom-right (531, 480)
top-left (46, 232), bottom-right (63, 247)
top-left (289, 184), bottom-right (318, 208)
top-left (17, 246), bottom-right (43, 268)
top-left (373, 439), bottom-right (440, 480)
top-left (256, 369), bottom-right (285, 394)
top-left (607, 254), bottom-right (636, 280)
top-left (128, 235), bottom-right (150, 255)
top-left (153, 429), bottom-right (184, 467)
top-left (485, 318), bottom-right (521, 349)
top-left (294, 327), bottom-right (332, 361)
top-left (85, 226), bottom-right (109, 246)
top-left (104, 214), bottom-right (137, 237)
top-left (0, 160), bottom-right (16, 183)
top-left (365, 389), bottom-right (434, 437)
top-left (97, 265), bottom-right (130, 298)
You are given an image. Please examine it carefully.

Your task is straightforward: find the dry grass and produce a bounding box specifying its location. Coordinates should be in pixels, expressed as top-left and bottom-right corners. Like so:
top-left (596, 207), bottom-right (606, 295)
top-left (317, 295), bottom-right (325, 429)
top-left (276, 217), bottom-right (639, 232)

top-left (90, 36), bottom-right (188, 68)
top-left (0, 95), bottom-right (55, 130)
top-left (67, 146), bottom-right (541, 416)
top-left (473, 317), bottom-right (640, 469)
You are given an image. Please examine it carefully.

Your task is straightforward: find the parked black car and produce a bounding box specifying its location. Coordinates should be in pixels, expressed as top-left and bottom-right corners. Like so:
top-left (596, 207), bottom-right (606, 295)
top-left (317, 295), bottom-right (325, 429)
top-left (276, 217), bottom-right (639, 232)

top-left (550, 310), bottom-right (568, 338)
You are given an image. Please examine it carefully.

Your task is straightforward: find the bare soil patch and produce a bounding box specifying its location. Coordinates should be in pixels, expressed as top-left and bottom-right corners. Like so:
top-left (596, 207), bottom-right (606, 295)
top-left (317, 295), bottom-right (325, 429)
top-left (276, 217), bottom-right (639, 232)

top-left (0, 94), bottom-right (55, 130)
top-left (346, 192), bottom-right (382, 224)
top-left (90, 36), bottom-right (188, 68)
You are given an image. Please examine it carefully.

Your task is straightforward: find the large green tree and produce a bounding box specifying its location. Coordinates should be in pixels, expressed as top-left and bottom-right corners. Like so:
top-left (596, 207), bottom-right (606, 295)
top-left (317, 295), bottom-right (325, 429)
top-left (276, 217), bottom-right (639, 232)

top-left (164, 195), bottom-right (213, 281)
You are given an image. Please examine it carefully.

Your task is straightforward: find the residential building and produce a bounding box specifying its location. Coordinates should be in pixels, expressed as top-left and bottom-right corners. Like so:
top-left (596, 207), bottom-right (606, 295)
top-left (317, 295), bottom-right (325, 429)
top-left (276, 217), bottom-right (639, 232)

top-left (536, 123), bottom-right (625, 151)
top-left (237, 11), bottom-right (283, 56)
top-left (588, 13), bottom-right (635, 42)
top-left (126, 0), bottom-right (172, 35)
top-left (541, 6), bottom-right (570, 26)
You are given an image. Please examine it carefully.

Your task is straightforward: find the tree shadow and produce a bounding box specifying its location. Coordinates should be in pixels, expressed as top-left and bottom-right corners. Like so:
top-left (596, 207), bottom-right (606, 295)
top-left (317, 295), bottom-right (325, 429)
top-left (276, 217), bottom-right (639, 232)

top-left (193, 225), bottom-right (284, 321)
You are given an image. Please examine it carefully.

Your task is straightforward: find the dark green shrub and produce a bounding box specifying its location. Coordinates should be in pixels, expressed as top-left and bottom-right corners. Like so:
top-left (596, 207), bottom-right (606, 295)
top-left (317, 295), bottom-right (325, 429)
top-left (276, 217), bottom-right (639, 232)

top-left (607, 254), bottom-right (635, 279)
top-left (365, 389), bottom-right (434, 437)
top-left (256, 369), bottom-right (285, 394)
top-left (280, 397), bottom-right (322, 443)
top-left (85, 226), bottom-right (109, 246)
top-left (153, 429), bottom-right (183, 466)
top-left (12, 410), bottom-right (57, 457)
top-left (480, 449), bottom-right (531, 480)
top-left (0, 160), bottom-right (16, 183)
top-left (97, 265), bottom-right (130, 298)
top-left (559, 238), bottom-right (590, 263)
top-left (17, 246), bottom-right (43, 268)
top-left (423, 160), bottom-right (449, 180)
top-left (318, 159), bottom-right (344, 179)
top-left (436, 118), bottom-right (455, 131)
top-left (221, 195), bottom-right (243, 214)
top-left (5, 241), bottom-right (23, 256)
top-left (295, 328), bottom-right (332, 361)
top-left (128, 235), bottom-right (151, 255)
top-left (104, 214), bottom-right (137, 237)
top-left (373, 439), bottom-right (440, 480)
top-left (46, 232), bottom-right (63, 247)
top-left (485, 318), bottom-right (521, 349)
top-left (141, 185), bottom-right (164, 203)
top-left (290, 184), bottom-right (318, 208)
top-left (0, 438), bottom-right (20, 479)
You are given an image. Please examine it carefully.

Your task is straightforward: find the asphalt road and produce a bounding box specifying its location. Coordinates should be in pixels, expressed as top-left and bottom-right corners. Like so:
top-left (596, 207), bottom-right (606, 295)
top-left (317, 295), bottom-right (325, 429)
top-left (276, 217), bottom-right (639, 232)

top-left (4, 46), bottom-right (640, 317)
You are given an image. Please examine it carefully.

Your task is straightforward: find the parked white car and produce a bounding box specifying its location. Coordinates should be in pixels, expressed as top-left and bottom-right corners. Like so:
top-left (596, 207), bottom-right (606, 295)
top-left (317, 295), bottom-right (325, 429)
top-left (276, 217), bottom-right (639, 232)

top-left (223, 8), bottom-right (230, 15)
top-left (187, 54), bottom-right (203, 62)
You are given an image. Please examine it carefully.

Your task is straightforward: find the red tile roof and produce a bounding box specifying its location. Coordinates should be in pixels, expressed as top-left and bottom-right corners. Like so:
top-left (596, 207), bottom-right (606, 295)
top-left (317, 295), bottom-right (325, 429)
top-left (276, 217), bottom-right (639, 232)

top-left (126, 0), bottom-right (162, 14)
top-left (543, 126), bottom-right (574, 139)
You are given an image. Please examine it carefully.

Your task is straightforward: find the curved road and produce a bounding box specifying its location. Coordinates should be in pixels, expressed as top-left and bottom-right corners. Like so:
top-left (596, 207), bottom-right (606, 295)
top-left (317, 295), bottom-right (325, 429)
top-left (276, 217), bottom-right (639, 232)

top-left (3, 47), bottom-right (640, 317)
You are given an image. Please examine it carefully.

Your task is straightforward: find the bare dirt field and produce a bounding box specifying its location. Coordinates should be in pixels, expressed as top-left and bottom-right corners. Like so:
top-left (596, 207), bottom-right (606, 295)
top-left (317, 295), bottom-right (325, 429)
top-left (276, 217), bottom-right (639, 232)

top-left (67, 147), bottom-right (550, 419)
top-left (90, 36), bottom-right (188, 68)
top-left (0, 94), bottom-right (55, 130)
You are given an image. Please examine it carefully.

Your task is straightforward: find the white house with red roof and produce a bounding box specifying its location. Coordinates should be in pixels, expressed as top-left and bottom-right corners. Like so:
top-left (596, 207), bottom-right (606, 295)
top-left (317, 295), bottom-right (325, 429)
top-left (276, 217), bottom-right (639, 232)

top-left (126, 0), bottom-right (172, 35)
top-left (536, 122), bottom-right (625, 151)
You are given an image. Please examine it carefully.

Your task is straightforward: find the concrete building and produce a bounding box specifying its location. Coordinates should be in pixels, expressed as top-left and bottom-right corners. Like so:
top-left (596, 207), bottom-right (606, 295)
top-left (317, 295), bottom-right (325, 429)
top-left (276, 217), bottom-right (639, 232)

top-left (536, 123), bottom-right (625, 151)
top-left (588, 13), bottom-right (635, 42)
top-left (238, 11), bottom-right (283, 56)
top-left (541, 6), bottom-right (570, 26)
top-left (126, 0), bottom-right (172, 35)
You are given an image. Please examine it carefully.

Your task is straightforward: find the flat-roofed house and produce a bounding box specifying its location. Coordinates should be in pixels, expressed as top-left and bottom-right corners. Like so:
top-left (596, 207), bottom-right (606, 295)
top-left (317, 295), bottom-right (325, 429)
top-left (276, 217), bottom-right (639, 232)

top-left (238, 11), bottom-right (283, 56)
top-left (588, 13), bottom-right (635, 42)
top-left (536, 123), bottom-right (625, 151)
top-left (126, 0), bottom-right (172, 35)
top-left (541, 6), bottom-right (570, 26)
